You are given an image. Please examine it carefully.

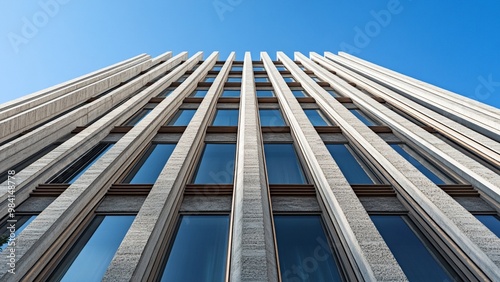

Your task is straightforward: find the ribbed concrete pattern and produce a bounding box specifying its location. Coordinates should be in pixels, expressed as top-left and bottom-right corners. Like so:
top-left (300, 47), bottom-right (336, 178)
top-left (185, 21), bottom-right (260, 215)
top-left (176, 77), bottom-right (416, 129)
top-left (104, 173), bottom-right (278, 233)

top-left (230, 52), bottom-right (278, 281)
top-left (275, 52), bottom-right (407, 281)
top-left (309, 53), bottom-right (500, 203)
top-left (327, 53), bottom-right (500, 141)
top-left (103, 52), bottom-right (224, 281)
top-left (297, 52), bottom-right (500, 280)
top-left (0, 56), bottom-right (153, 144)
top-left (0, 52), bottom-right (204, 280)
top-left (0, 53), bottom-right (187, 217)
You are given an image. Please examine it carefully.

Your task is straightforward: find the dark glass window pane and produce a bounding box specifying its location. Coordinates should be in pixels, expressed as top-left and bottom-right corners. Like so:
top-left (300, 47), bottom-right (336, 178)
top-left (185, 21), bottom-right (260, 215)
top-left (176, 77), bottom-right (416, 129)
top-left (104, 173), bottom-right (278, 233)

top-left (160, 215), bottom-right (229, 282)
top-left (255, 77), bottom-right (269, 82)
top-left (259, 109), bottom-right (286, 126)
top-left (192, 144), bottom-right (236, 184)
top-left (125, 109), bottom-right (152, 126)
top-left (274, 215), bottom-right (343, 282)
top-left (190, 89), bottom-right (208, 98)
top-left (221, 90), bottom-right (240, 97)
top-left (304, 109), bottom-right (330, 126)
top-left (49, 144), bottom-right (114, 184)
top-left (0, 144), bottom-right (58, 183)
top-left (256, 90), bottom-right (274, 97)
top-left (52, 215), bottom-right (135, 282)
top-left (475, 215), bottom-right (500, 237)
top-left (212, 109), bottom-right (239, 126)
top-left (390, 144), bottom-right (446, 185)
top-left (0, 215), bottom-right (36, 252)
top-left (157, 88), bottom-right (175, 98)
top-left (349, 109), bottom-right (376, 126)
top-left (291, 90), bottom-right (307, 97)
top-left (167, 109), bottom-right (197, 126)
top-left (311, 76), bottom-right (321, 82)
top-left (264, 143), bottom-right (307, 184)
top-left (124, 144), bottom-right (176, 184)
top-left (324, 87), bottom-right (339, 97)
top-left (176, 76), bottom-right (188, 82)
top-left (227, 77), bottom-right (242, 82)
top-left (326, 144), bottom-right (373, 184)
top-left (371, 215), bottom-right (455, 281)
top-left (283, 77), bottom-right (295, 82)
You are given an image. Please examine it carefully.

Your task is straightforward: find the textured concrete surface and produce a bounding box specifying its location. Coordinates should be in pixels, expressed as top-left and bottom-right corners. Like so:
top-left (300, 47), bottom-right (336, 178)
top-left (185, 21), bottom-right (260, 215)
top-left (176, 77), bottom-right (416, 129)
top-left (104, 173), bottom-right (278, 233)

top-left (272, 52), bottom-right (407, 281)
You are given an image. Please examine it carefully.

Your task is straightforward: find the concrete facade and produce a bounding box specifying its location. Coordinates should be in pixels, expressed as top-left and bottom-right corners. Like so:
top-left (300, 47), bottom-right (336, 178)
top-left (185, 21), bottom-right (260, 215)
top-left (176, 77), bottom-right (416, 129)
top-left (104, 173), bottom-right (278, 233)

top-left (0, 51), bottom-right (499, 281)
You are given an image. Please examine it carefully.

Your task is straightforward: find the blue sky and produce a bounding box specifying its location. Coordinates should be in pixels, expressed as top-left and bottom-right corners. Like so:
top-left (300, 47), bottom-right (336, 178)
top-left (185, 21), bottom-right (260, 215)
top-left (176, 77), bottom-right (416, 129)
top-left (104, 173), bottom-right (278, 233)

top-left (1, 0), bottom-right (499, 108)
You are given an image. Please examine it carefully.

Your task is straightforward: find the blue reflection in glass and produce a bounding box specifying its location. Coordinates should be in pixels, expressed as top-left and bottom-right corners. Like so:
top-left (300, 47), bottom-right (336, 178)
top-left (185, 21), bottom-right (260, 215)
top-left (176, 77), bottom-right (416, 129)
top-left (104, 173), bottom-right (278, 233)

top-left (227, 77), bottom-right (242, 82)
top-left (475, 215), bottom-right (500, 237)
top-left (168, 109), bottom-right (197, 126)
top-left (259, 109), bottom-right (286, 126)
top-left (253, 66), bottom-right (265, 71)
top-left (231, 66), bottom-right (243, 71)
top-left (56, 215), bottom-right (135, 282)
top-left (264, 143), bottom-right (307, 184)
top-left (160, 215), bottom-right (229, 282)
top-left (304, 109), bottom-right (330, 126)
top-left (125, 109), bottom-right (152, 126)
top-left (204, 76), bottom-right (216, 82)
top-left (326, 144), bottom-right (373, 184)
top-left (126, 144), bottom-right (176, 184)
top-left (221, 90), bottom-right (240, 97)
top-left (349, 109), bottom-right (376, 126)
top-left (193, 143), bottom-right (236, 184)
top-left (274, 215), bottom-right (343, 282)
top-left (256, 90), bottom-right (274, 97)
top-left (0, 215), bottom-right (36, 252)
top-left (324, 88), bottom-right (339, 97)
top-left (255, 77), bottom-right (269, 82)
top-left (157, 88), bottom-right (174, 98)
top-left (212, 110), bottom-right (239, 126)
top-left (190, 90), bottom-right (208, 98)
top-left (371, 215), bottom-right (454, 281)
top-left (68, 144), bottom-right (114, 184)
top-left (283, 77), bottom-right (295, 82)
top-left (291, 90), bottom-right (307, 97)
top-left (390, 144), bottom-right (446, 185)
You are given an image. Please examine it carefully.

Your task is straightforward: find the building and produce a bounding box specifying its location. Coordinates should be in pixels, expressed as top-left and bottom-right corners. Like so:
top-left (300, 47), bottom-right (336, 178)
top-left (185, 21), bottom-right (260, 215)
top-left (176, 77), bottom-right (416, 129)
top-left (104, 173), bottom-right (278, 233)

top-left (0, 50), bottom-right (499, 281)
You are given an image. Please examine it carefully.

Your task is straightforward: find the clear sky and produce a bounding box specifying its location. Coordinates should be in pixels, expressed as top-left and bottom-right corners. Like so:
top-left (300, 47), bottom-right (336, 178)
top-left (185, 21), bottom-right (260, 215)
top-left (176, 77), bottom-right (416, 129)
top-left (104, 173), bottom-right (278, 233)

top-left (1, 0), bottom-right (499, 108)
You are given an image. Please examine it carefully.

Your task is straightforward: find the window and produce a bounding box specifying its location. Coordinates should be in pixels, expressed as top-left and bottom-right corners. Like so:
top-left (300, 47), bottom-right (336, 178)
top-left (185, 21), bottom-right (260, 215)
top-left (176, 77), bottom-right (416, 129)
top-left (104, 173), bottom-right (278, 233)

top-left (212, 109), bottom-right (239, 126)
top-left (475, 215), bottom-right (500, 237)
top-left (255, 77), bottom-right (269, 83)
top-left (167, 109), bottom-right (197, 126)
top-left (192, 143), bottom-right (236, 184)
top-left (390, 144), bottom-right (448, 185)
top-left (157, 87), bottom-right (175, 98)
top-left (231, 66), bottom-right (243, 72)
top-left (291, 90), bottom-right (307, 97)
top-left (124, 109), bottom-right (152, 126)
top-left (227, 76), bottom-right (242, 83)
top-left (310, 76), bottom-right (321, 82)
top-left (326, 144), bottom-right (374, 184)
top-left (221, 90), bottom-right (240, 98)
top-left (189, 89), bottom-right (208, 98)
top-left (283, 76), bottom-right (295, 83)
top-left (264, 143), bottom-right (307, 184)
top-left (159, 215), bottom-right (229, 282)
top-left (324, 87), bottom-right (339, 97)
top-left (49, 215), bottom-right (135, 282)
top-left (204, 76), bottom-right (216, 83)
top-left (122, 144), bottom-right (176, 184)
top-left (0, 215), bottom-right (36, 252)
top-left (259, 109), bottom-right (286, 126)
top-left (274, 215), bottom-right (343, 282)
top-left (276, 65), bottom-right (287, 71)
top-left (349, 109), bottom-right (377, 126)
top-left (256, 90), bottom-right (275, 97)
top-left (253, 66), bottom-right (265, 72)
top-left (49, 144), bottom-right (113, 184)
top-left (371, 215), bottom-right (456, 281)
top-left (212, 65), bottom-right (223, 71)
top-left (304, 109), bottom-right (331, 126)
top-left (176, 75), bottom-right (189, 83)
